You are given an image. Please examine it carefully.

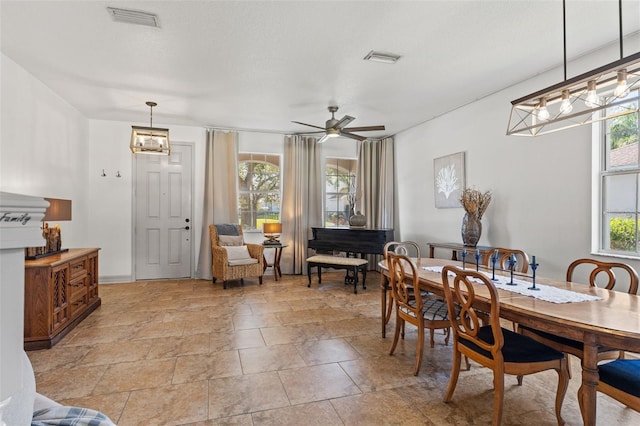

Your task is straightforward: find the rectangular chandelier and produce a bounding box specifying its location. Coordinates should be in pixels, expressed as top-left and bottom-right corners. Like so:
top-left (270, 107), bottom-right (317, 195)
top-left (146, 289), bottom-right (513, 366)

top-left (507, 51), bottom-right (640, 137)
top-left (130, 126), bottom-right (171, 155)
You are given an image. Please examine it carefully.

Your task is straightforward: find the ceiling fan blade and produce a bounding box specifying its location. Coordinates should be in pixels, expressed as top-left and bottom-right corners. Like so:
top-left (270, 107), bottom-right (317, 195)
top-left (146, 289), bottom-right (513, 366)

top-left (339, 131), bottom-right (367, 141)
top-left (291, 121), bottom-right (326, 131)
top-left (334, 115), bottom-right (355, 130)
top-left (343, 125), bottom-right (386, 132)
top-left (317, 134), bottom-right (330, 144)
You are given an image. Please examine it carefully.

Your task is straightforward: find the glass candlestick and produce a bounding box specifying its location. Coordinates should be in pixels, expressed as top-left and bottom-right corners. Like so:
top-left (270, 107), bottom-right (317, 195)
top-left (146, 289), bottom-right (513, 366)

top-left (490, 252), bottom-right (498, 281)
top-left (475, 249), bottom-right (480, 271)
top-left (461, 249), bottom-right (467, 270)
top-left (528, 255), bottom-right (540, 291)
top-left (507, 254), bottom-right (517, 285)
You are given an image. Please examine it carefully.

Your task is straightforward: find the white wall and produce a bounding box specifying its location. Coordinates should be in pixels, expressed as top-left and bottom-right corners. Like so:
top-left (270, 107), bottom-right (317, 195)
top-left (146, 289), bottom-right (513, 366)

top-left (394, 45), bottom-right (640, 280)
top-left (1, 53), bottom-right (91, 248)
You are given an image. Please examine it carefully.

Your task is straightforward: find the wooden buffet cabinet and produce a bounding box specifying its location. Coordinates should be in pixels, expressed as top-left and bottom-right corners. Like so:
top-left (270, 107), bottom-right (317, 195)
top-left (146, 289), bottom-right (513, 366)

top-left (24, 248), bottom-right (101, 350)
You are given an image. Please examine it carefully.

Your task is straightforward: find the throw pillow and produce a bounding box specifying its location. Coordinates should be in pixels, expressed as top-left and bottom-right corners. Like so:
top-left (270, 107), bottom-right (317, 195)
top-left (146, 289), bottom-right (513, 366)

top-left (219, 235), bottom-right (243, 246)
top-left (225, 245), bottom-right (252, 260)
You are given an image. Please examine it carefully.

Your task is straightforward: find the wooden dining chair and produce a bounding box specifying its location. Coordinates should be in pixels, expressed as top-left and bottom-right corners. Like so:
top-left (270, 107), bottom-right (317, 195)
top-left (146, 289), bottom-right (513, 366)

top-left (387, 252), bottom-right (452, 376)
top-left (484, 247), bottom-right (530, 273)
top-left (381, 241), bottom-right (422, 338)
top-left (519, 258), bottom-right (639, 377)
top-left (441, 265), bottom-right (569, 426)
top-left (597, 359), bottom-right (640, 413)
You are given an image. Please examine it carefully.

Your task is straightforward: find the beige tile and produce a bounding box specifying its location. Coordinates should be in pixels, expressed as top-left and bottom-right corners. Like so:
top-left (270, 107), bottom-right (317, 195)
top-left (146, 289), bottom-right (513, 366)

top-left (35, 365), bottom-right (108, 400)
top-left (239, 344), bottom-right (306, 374)
top-left (146, 333), bottom-right (210, 359)
top-left (277, 363), bottom-right (361, 405)
top-left (295, 338), bottom-right (360, 365)
top-left (249, 301), bottom-right (292, 314)
top-left (93, 358), bottom-right (176, 394)
top-left (232, 313), bottom-right (282, 330)
top-left (28, 345), bottom-right (91, 372)
top-left (61, 324), bottom-right (139, 346)
top-left (131, 320), bottom-right (186, 340)
top-left (208, 372), bottom-right (290, 418)
top-left (185, 317), bottom-right (234, 335)
top-left (118, 381), bottom-right (208, 425)
top-left (57, 391), bottom-right (129, 425)
top-left (210, 328), bottom-right (265, 352)
top-left (251, 400), bottom-right (343, 425)
top-left (180, 414), bottom-right (253, 425)
top-left (173, 351), bottom-right (242, 384)
top-left (260, 324), bottom-right (322, 346)
top-left (330, 388), bottom-right (432, 425)
top-left (77, 340), bottom-right (153, 366)
top-left (338, 355), bottom-right (426, 392)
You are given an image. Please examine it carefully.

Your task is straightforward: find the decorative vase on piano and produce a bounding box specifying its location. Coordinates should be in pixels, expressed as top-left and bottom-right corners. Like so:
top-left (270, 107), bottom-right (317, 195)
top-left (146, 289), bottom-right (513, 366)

top-left (349, 211), bottom-right (366, 228)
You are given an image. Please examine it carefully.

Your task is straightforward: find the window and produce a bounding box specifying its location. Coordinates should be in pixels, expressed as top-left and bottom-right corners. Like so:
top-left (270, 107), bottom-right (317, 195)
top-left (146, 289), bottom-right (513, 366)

top-left (600, 90), bottom-right (639, 256)
top-left (324, 158), bottom-right (357, 227)
top-left (238, 153), bottom-right (281, 231)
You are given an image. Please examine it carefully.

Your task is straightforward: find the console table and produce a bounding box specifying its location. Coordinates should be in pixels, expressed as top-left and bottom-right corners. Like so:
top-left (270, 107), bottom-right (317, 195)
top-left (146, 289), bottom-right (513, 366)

top-left (24, 248), bottom-right (101, 350)
top-left (427, 242), bottom-right (493, 264)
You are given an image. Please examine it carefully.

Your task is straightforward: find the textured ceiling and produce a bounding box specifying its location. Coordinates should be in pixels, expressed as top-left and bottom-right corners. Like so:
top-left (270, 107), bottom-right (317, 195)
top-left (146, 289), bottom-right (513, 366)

top-left (1, 1), bottom-right (639, 139)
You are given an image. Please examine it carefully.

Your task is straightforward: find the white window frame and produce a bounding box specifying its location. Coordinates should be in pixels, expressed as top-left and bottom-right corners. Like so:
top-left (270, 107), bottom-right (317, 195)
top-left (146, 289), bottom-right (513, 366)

top-left (324, 157), bottom-right (357, 228)
top-left (237, 152), bottom-right (282, 232)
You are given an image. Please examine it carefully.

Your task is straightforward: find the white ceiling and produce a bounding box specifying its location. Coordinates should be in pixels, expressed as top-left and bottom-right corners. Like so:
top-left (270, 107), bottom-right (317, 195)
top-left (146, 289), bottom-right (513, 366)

top-left (2, 1), bottom-right (639, 139)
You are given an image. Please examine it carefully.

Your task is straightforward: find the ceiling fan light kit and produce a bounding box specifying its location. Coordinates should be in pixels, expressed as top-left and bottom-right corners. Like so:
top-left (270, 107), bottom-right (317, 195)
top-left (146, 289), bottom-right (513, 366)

top-left (507, 0), bottom-right (640, 137)
top-left (293, 106), bottom-right (386, 143)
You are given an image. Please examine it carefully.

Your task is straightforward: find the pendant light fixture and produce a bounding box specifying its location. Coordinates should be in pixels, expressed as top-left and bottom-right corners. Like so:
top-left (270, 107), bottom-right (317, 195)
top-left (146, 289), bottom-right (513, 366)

top-left (507, 0), bottom-right (640, 137)
top-left (130, 101), bottom-right (171, 155)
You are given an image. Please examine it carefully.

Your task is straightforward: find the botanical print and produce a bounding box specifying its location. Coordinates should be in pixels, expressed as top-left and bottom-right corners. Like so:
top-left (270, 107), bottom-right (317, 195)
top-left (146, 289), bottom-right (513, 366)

top-left (434, 152), bottom-right (465, 208)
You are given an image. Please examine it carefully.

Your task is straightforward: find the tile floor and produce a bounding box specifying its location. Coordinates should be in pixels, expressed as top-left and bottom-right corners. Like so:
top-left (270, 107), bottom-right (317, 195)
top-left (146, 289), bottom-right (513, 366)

top-left (28, 271), bottom-right (640, 425)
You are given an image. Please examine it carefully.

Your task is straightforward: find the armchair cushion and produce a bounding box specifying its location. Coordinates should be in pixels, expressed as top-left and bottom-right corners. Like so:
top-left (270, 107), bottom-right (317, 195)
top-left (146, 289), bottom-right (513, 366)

top-left (219, 235), bottom-right (243, 246)
top-left (215, 224), bottom-right (240, 236)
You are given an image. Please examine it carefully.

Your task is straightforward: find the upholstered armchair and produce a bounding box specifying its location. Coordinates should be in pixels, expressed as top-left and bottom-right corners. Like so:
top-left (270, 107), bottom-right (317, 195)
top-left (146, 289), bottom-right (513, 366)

top-left (209, 224), bottom-right (264, 289)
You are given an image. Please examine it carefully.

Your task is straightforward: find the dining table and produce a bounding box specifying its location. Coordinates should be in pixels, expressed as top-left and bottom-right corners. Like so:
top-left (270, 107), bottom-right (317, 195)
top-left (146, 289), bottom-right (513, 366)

top-left (379, 257), bottom-right (640, 426)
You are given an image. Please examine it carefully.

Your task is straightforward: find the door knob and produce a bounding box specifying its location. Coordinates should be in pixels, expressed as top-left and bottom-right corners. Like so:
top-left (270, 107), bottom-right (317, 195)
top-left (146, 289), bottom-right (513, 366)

top-left (185, 226), bottom-right (190, 230)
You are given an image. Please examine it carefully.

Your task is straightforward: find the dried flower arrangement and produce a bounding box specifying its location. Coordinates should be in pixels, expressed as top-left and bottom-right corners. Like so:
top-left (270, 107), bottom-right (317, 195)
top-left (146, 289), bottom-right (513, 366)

top-left (460, 188), bottom-right (492, 220)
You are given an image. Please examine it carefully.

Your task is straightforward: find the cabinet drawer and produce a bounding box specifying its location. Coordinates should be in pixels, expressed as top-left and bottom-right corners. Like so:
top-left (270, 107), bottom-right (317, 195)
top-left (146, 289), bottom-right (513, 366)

top-left (69, 294), bottom-right (88, 318)
top-left (69, 257), bottom-right (88, 278)
top-left (68, 275), bottom-right (88, 299)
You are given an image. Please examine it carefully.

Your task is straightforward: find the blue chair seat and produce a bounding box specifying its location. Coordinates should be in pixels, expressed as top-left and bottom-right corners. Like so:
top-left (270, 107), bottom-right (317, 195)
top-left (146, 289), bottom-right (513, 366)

top-left (599, 359), bottom-right (640, 398)
top-left (460, 326), bottom-right (565, 363)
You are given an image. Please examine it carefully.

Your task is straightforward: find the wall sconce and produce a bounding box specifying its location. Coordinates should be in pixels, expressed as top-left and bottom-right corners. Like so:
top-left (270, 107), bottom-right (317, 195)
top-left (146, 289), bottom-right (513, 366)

top-left (263, 222), bottom-right (282, 245)
top-left (507, 0), bottom-right (640, 137)
top-left (130, 101), bottom-right (171, 155)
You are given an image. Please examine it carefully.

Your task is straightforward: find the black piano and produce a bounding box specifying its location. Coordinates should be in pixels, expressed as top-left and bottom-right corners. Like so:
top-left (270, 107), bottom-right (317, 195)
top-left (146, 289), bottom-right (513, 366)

top-left (308, 227), bottom-right (394, 257)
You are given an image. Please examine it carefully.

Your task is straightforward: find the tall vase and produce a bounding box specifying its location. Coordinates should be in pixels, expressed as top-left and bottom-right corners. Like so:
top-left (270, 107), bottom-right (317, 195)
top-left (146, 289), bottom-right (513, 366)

top-left (461, 213), bottom-right (482, 247)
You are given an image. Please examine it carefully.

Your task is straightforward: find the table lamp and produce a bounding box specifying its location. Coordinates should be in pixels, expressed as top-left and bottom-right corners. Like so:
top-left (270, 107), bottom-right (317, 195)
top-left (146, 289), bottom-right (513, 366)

top-left (263, 222), bottom-right (282, 245)
top-left (25, 198), bottom-right (72, 259)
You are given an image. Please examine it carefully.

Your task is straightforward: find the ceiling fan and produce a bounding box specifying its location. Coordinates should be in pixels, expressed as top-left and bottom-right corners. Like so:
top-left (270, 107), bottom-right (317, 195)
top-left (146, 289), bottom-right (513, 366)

top-left (292, 106), bottom-right (385, 143)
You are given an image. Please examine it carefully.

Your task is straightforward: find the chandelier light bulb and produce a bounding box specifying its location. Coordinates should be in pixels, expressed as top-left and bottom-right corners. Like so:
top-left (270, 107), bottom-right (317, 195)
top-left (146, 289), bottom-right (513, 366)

top-left (613, 70), bottom-right (630, 98)
top-left (559, 90), bottom-right (573, 114)
top-left (585, 80), bottom-right (600, 108)
top-left (536, 98), bottom-right (550, 121)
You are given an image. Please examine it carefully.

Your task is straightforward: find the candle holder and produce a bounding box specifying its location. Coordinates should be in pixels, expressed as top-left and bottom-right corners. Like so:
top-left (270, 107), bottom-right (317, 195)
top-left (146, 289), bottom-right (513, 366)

top-left (507, 254), bottom-right (517, 285)
top-left (475, 250), bottom-right (480, 272)
top-left (461, 249), bottom-right (467, 270)
top-left (490, 252), bottom-right (498, 281)
top-left (528, 256), bottom-right (540, 291)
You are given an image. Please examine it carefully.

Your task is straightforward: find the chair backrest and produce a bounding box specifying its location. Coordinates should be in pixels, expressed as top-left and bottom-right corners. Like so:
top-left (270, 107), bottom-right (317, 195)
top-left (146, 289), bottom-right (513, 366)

top-left (384, 241), bottom-right (421, 267)
top-left (485, 247), bottom-right (529, 273)
top-left (387, 252), bottom-right (422, 316)
top-left (441, 265), bottom-right (504, 361)
top-left (566, 258), bottom-right (639, 294)
top-left (209, 224), bottom-right (244, 248)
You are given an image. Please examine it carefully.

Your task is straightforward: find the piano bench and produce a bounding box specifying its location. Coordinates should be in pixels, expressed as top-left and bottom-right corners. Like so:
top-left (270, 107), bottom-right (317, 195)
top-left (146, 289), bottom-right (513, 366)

top-left (306, 255), bottom-right (368, 294)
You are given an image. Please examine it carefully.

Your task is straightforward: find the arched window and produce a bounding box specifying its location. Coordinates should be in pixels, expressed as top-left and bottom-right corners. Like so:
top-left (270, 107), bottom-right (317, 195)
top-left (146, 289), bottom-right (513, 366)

top-left (238, 153), bottom-right (281, 231)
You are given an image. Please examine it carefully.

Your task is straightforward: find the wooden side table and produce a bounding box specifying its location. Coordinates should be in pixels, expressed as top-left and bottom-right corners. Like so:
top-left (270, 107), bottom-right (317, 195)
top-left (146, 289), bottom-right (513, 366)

top-left (262, 243), bottom-right (287, 280)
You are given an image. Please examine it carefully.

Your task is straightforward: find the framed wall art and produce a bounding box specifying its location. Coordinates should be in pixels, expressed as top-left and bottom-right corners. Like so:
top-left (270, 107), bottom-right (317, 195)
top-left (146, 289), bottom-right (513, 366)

top-left (434, 151), bottom-right (465, 208)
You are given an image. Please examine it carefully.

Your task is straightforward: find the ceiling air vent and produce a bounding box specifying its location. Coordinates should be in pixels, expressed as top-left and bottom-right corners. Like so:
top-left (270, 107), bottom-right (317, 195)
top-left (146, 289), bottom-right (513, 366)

top-left (107, 7), bottom-right (160, 28)
top-left (363, 50), bottom-right (401, 64)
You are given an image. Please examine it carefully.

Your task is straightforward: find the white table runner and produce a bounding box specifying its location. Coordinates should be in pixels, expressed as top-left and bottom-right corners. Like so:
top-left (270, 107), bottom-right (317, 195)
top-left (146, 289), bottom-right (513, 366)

top-left (422, 266), bottom-right (601, 304)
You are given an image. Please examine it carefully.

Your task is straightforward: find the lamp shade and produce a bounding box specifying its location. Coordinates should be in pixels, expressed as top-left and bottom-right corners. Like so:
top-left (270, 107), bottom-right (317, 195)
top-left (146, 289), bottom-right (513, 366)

top-left (263, 223), bottom-right (282, 235)
top-left (43, 198), bottom-right (72, 222)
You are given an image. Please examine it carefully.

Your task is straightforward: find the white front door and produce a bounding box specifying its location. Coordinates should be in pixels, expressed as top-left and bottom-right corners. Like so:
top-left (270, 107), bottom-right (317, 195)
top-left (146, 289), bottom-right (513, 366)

top-left (135, 143), bottom-right (193, 280)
